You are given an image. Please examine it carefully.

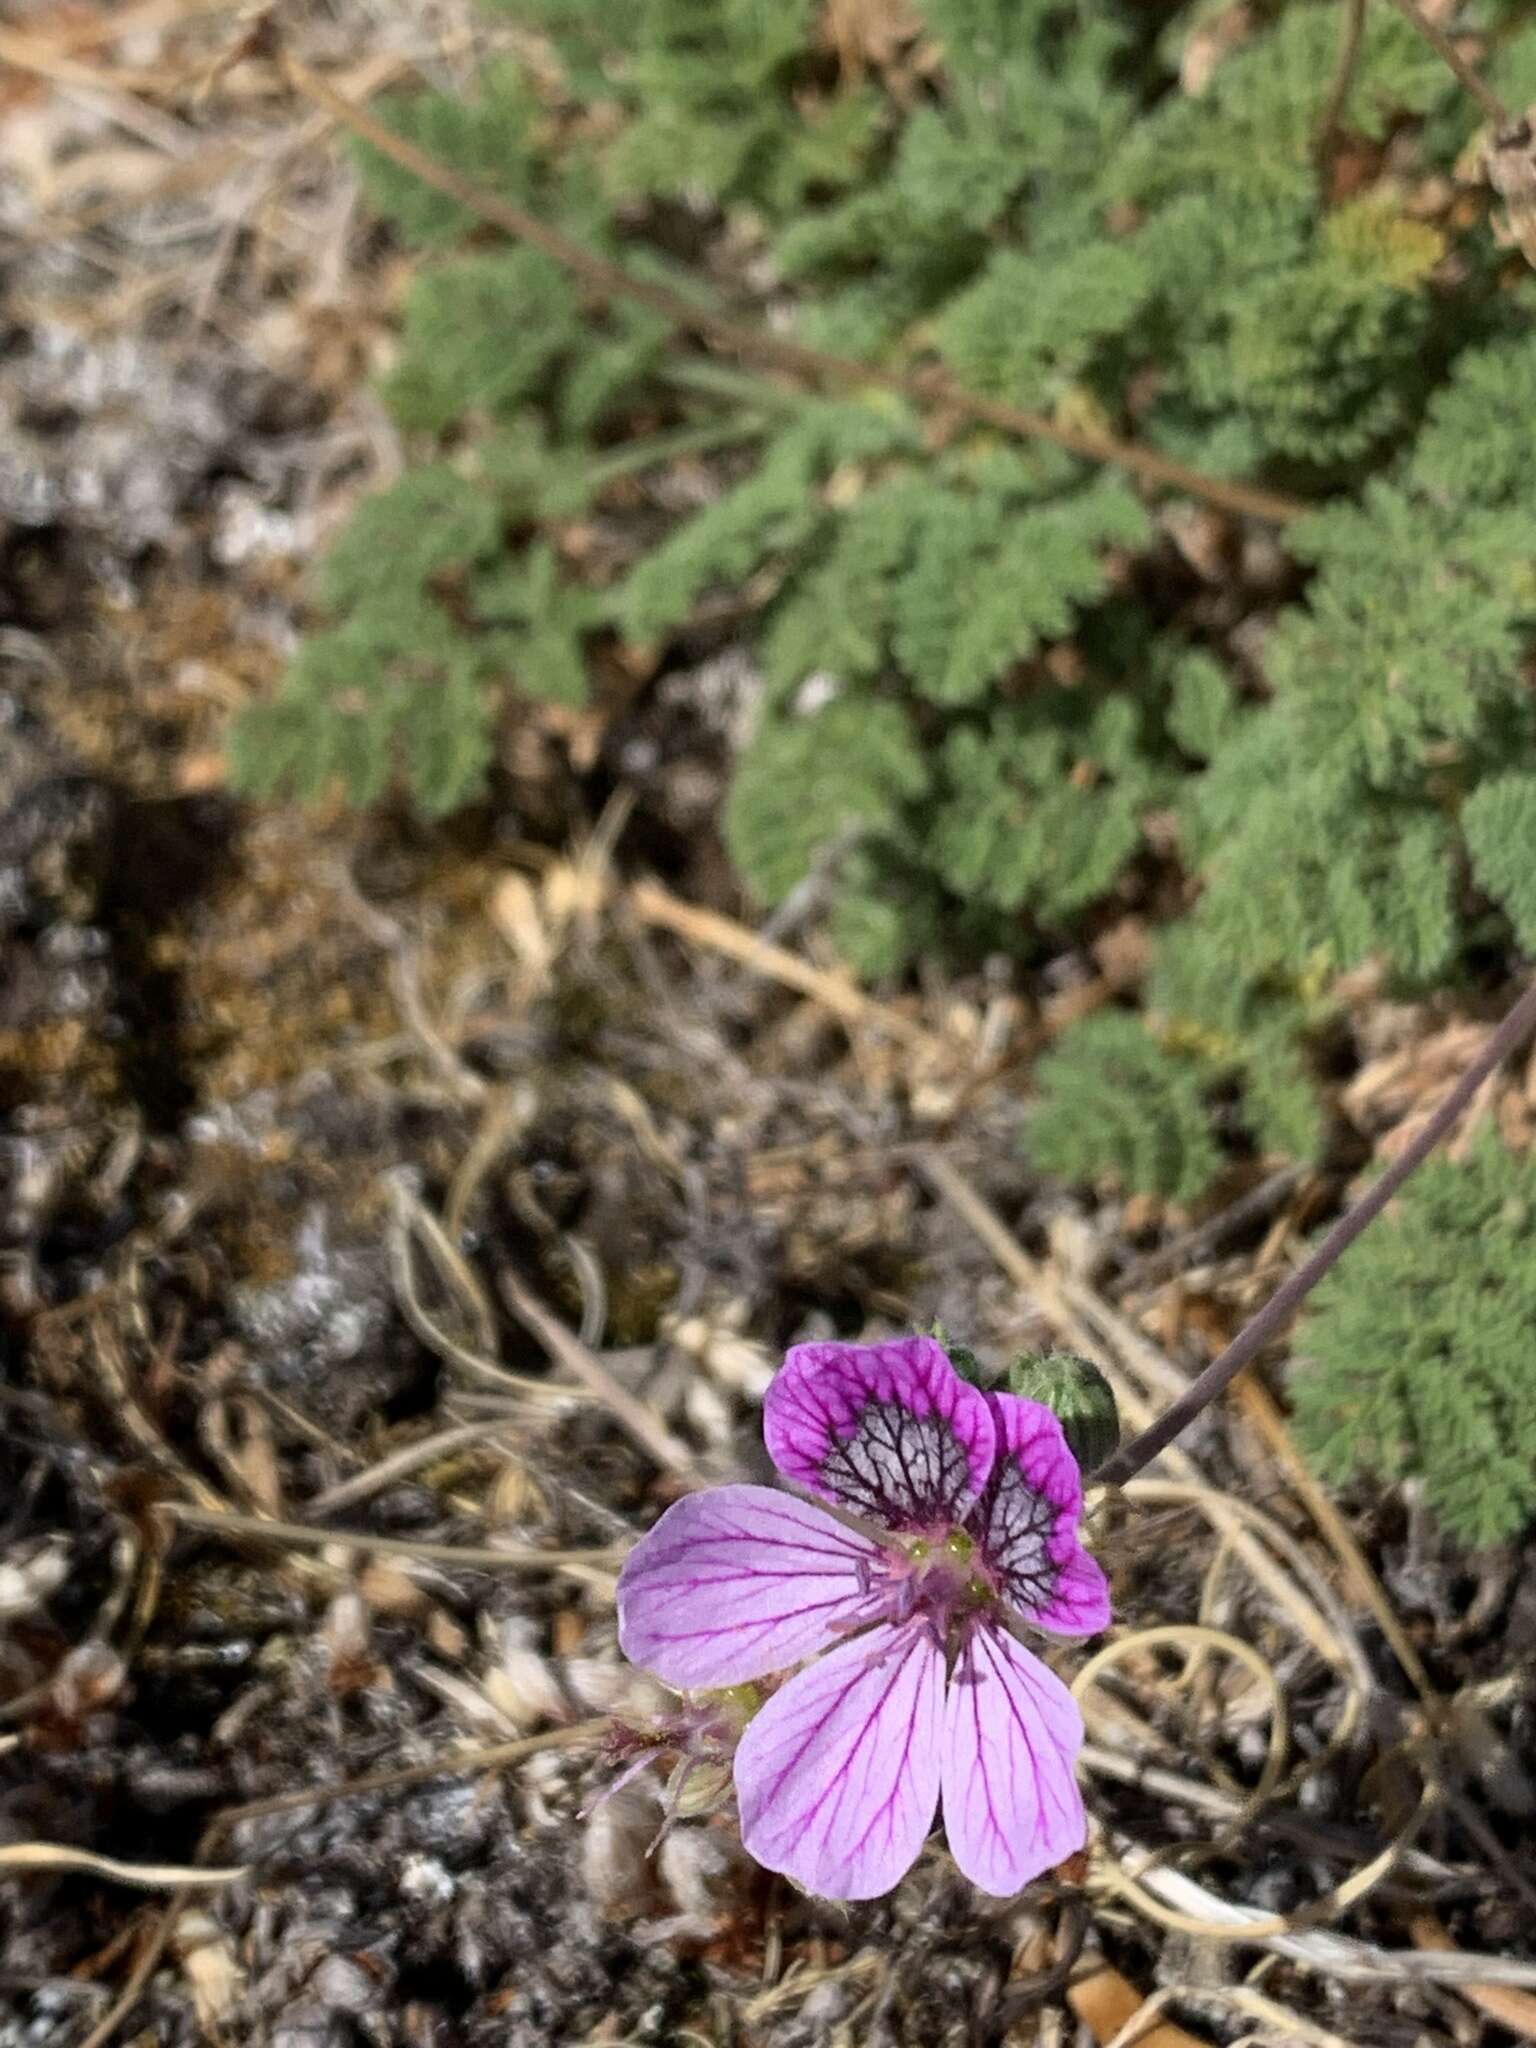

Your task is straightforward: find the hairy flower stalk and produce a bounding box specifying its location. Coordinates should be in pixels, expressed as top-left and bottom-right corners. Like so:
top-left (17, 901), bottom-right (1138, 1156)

top-left (617, 1336), bottom-right (1108, 1900)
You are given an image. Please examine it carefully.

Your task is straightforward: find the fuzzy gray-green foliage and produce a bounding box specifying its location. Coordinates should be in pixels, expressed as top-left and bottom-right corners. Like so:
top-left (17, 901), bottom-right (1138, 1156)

top-left (1029, 1012), bottom-right (1222, 1207)
top-left (229, 0), bottom-right (1536, 1203)
top-left (1291, 1137), bottom-right (1536, 1546)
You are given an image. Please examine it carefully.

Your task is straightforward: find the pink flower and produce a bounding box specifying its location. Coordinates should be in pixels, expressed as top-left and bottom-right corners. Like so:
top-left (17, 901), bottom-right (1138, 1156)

top-left (617, 1334), bottom-right (1110, 1901)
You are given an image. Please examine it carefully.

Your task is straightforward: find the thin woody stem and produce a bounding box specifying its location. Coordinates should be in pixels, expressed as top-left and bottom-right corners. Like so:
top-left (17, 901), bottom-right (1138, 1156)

top-left (271, 43), bottom-right (1308, 528)
top-left (1094, 976), bottom-right (1536, 1488)
top-left (1380, 0), bottom-right (1511, 129)
top-left (1315, 0), bottom-right (1368, 171)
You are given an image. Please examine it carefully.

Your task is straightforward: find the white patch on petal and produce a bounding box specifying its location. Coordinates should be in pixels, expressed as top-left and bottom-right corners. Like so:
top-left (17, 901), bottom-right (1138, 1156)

top-left (971, 1458), bottom-right (1058, 1614)
top-left (820, 1399), bottom-right (974, 1529)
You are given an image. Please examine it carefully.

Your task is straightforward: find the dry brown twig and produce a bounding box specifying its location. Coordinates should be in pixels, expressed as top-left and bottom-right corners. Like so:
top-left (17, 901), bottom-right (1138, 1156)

top-left (78, 1886), bottom-right (192, 2048)
top-left (1096, 976), bottom-right (1536, 1488)
top-left (384, 1172), bottom-right (595, 1409)
top-left (1110, 1165), bottom-right (1310, 1299)
top-left (1230, 1377), bottom-right (1439, 1715)
top-left (1315, 0), bottom-right (1368, 172)
top-left (304, 1417), bottom-right (520, 1517)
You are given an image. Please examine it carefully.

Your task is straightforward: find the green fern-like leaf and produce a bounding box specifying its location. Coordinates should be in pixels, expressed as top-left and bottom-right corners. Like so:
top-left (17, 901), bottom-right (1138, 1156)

top-left (618, 400), bottom-right (920, 645)
top-left (312, 466), bottom-right (503, 614)
top-left (1029, 1011), bottom-right (1223, 1204)
top-left (938, 242), bottom-right (1154, 407)
top-left (603, 0), bottom-right (838, 208)
top-left (1407, 333), bottom-right (1536, 511)
top-left (1167, 649), bottom-right (1245, 762)
top-left (1186, 747), bottom-right (1459, 987)
top-left (558, 302), bottom-right (671, 439)
top-left (825, 848), bottom-right (949, 981)
top-left (1272, 486), bottom-right (1536, 789)
top-left (1292, 1134), bottom-right (1536, 1546)
top-left (1181, 200), bottom-right (1439, 463)
top-left (350, 65), bottom-right (546, 246)
top-left (237, 0), bottom-right (1536, 1086)
top-left (471, 543), bottom-right (604, 708)
top-left (724, 696), bottom-right (930, 909)
top-left (387, 653), bottom-right (501, 815)
top-left (894, 476), bottom-right (1151, 706)
top-left (930, 694), bottom-right (1166, 921)
top-left (761, 477), bottom-right (927, 700)
top-left (228, 466), bottom-right (523, 812)
top-left (1464, 775), bottom-right (1536, 956)
top-left (227, 619), bottom-right (495, 816)
top-left (1116, 1), bottom-right (1451, 215)
top-left (382, 252), bottom-right (579, 432)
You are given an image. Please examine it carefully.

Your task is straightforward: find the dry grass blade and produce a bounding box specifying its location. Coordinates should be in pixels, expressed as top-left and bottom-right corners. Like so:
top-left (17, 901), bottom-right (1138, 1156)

top-left (1068, 1961), bottom-right (1213, 2047)
top-left (740, 1952), bottom-right (884, 2021)
top-left (1110, 1166), bottom-right (1308, 1298)
top-left (499, 1269), bottom-right (697, 1480)
top-left (305, 1418), bottom-right (517, 1516)
top-left (78, 1887), bottom-right (190, 2048)
top-left (1230, 1378), bottom-right (1438, 1714)
top-left (1122, 1479), bottom-right (1372, 1708)
top-left (385, 1174), bottom-right (593, 1408)
top-left (1106, 1776), bottom-right (1456, 1967)
top-left (1103, 1983), bottom-right (1355, 2048)
top-left (160, 1501), bottom-right (626, 1585)
top-left (1144, 1857), bottom-right (1536, 1990)
top-left (1409, 1912), bottom-right (1536, 2040)
top-left (628, 878), bottom-right (949, 1058)
top-left (0, 1844), bottom-right (244, 1889)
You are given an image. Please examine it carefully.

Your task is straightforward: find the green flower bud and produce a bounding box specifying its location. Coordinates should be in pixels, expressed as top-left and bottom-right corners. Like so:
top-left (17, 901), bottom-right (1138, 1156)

top-left (1005, 1350), bottom-right (1120, 1473)
top-left (940, 1337), bottom-right (989, 1387)
top-left (667, 1756), bottom-right (735, 1818)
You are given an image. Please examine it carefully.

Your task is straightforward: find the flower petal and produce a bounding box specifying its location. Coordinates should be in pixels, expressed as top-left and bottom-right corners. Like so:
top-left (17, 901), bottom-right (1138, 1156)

top-left (969, 1393), bottom-right (1110, 1635)
top-left (764, 1336), bottom-right (996, 1528)
top-left (734, 1620), bottom-right (944, 1899)
top-left (617, 1484), bottom-right (882, 1689)
top-left (941, 1622), bottom-right (1087, 1895)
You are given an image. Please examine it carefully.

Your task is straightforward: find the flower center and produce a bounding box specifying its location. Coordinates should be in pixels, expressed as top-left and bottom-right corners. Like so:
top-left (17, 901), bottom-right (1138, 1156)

top-left (859, 1524), bottom-right (997, 1644)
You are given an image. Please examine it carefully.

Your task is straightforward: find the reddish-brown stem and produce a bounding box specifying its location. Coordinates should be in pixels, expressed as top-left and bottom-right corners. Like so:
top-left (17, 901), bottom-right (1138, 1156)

top-left (1380, 0), bottom-right (1511, 129)
top-left (1315, 0), bottom-right (1368, 173)
top-left (1094, 977), bottom-right (1536, 1486)
top-left (274, 46), bottom-right (1309, 528)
